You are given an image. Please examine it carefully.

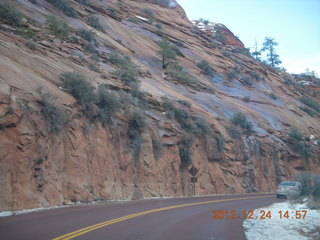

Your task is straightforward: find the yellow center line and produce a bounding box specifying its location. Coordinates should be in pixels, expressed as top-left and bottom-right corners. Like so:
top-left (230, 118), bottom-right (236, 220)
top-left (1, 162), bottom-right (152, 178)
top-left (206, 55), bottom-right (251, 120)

top-left (52, 195), bottom-right (273, 240)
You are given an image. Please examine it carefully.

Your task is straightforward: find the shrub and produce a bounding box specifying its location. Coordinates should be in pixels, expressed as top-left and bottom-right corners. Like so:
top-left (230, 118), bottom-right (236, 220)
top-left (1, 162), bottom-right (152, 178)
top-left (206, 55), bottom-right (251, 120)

top-left (215, 31), bottom-right (226, 44)
top-left (155, 23), bottom-right (162, 29)
top-left (87, 15), bottom-right (104, 32)
top-left (287, 128), bottom-right (311, 159)
top-left (110, 54), bottom-right (140, 88)
top-left (96, 86), bottom-right (121, 124)
top-left (222, 50), bottom-right (231, 57)
top-left (113, 64), bottom-right (139, 87)
top-left (232, 47), bottom-right (250, 56)
top-left (288, 128), bottom-right (303, 141)
top-left (61, 71), bottom-right (96, 111)
top-left (128, 111), bottom-right (145, 139)
top-left (178, 100), bottom-right (191, 108)
top-left (143, 8), bottom-right (154, 17)
top-left (300, 106), bottom-right (317, 117)
top-left (243, 77), bottom-right (253, 87)
top-left (269, 92), bottom-right (277, 100)
top-left (284, 76), bottom-right (293, 85)
top-left (162, 98), bottom-right (193, 132)
top-left (300, 96), bottom-right (320, 112)
top-left (79, 29), bottom-right (96, 42)
top-left (216, 134), bottom-right (225, 152)
top-left (227, 125), bottom-right (241, 139)
top-left (25, 40), bottom-right (37, 50)
top-left (197, 60), bottom-right (215, 76)
top-left (39, 93), bottom-right (68, 134)
top-left (109, 53), bottom-right (129, 67)
top-left (251, 72), bottom-right (261, 81)
top-left (47, 0), bottom-right (77, 17)
top-left (152, 0), bottom-right (169, 7)
top-left (152, 138), bottom-right (163, 160)
top-left (0, 2), bottom-right (23, 27)
top-left (179, 138), bottom-right (192, 169)
top-left (244, 96), bottom-right (251, 102)
top-left (75, 0), bottom-right (88, 5)
top-left (88, 62), bottom-right (101, 72)
top-left (231, 112), bottom-right (253, 133)
top-left (195, 117), bottom-right (211, 135)
top-left (47, 16), bottom-right (70, 38)
top-left (176, 40), bottom-right (185, 47)
top-left (17, 26), bottom-right (38, 40)
top-left (165, 63), bottom-right (196, 85)
top-left (84, 41), bottom-right (98, 54)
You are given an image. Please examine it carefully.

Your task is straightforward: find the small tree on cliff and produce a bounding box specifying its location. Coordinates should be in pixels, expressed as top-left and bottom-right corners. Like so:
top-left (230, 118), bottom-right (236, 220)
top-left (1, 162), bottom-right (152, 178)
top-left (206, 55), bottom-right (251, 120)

top-left (251, 39), bottom-right (261, 61)
top-left (157, 38), bottom-right (176, 69)
top-left (261, 37), bottom-right (282, 68)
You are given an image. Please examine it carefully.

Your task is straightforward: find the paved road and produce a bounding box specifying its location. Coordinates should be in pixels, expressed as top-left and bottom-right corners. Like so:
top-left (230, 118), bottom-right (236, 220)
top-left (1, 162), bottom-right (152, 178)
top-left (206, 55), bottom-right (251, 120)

top-left (0, 193), bottom-right (282, 240)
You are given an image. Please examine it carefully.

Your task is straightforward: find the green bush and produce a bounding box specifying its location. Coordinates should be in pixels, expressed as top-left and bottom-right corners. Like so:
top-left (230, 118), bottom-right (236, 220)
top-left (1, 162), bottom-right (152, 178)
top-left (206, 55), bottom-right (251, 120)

top-left (269, 92), bottom-right (278, 100)
top-left (75, 0), bottom-right (88, 5)
top-left (61, 71), bottom-right (96, 112)
top-left (152, 138), bottom-right (163, 160)
top-left (96, 86), bottom-right (121, 124)
top-left (244, 96), bottom-right (251, 102)
top-left (84, 41), bottom-right (98, 54)
top-left (179, 138), bottom-right (192, 169)
top-left (88, 62), bottom-right (101, 72)
top-left (153, 0), bottom-right (169, 7)
top-left (25, 40), bottom-right (37, 50)
top-left (215, 31), bottom-right (226, 44)
top-left (195, 117), bottom-right (211, 135)
top-left (143, 8), bottom-right (154, 17)
top-left (288, 128), bottom-right (303, 141)
top-left (109, 53), bottom-right (128, 66)
top-left (178, 100), bottom-right (191, 108)
top-left (128, 111), bottom-right (145, 139)
top-left (176, 40), bottom-right (184, 47)
top-left (288, 128), bottom-right (311, 159)
top-left (230, 112), bottom-right (253, 133)
top-left (251, 72), bottom-right (261, 81)
top-left (47, 0), bottom-right (77, 17)
top-left (227, 125), bottom-right (241, 139)
top-left (87, 15), bottom-right (104, 32)
top-left (165, 63), bottom-right (196, 85)
top-left (39, 93), bottom-right (68, 134)
top-left (111, 54), bottom-right (140, 88)
top-left (300, 106), bottom-right (317, 117)
top-left (197, 60), bottom-right (215, 76)
top-left (79, 28), bottom-right (96, 42)
top-left (0, 2), bottom-right (23, 27)
top-left (243, 77), bottom-right (253, 87)
top-left (47, 16), bottom-right (70, 38)
top-left (162, 98), bottom-right (193, 132)
top-left (300, 96), bottom-right (320, 112)
top-left (216, 134), bottom-right (225, 152)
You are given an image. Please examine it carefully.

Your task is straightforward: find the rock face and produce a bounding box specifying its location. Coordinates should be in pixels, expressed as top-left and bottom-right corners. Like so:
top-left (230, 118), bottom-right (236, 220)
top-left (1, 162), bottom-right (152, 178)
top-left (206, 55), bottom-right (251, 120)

top-left (0, 0), bottom-right (319, 211)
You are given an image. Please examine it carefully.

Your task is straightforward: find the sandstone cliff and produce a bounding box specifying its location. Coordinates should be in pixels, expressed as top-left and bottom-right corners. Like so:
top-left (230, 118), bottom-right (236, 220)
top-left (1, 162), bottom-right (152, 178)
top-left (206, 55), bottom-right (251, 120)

top-left (0, 0), bottom-right (319, 211)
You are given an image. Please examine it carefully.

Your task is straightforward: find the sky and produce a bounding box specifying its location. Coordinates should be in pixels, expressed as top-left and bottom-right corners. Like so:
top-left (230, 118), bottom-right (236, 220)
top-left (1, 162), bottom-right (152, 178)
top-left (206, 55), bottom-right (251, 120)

top-left (177, 0), bottom-right (320, 75)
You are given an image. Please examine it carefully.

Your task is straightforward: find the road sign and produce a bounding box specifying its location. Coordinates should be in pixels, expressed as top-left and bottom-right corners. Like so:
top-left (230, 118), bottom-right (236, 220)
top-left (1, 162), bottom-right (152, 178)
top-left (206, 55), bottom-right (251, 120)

top-left (191, 177), bottom-right (197, 183)
top-left (188, 166), bottom-right (198, 176)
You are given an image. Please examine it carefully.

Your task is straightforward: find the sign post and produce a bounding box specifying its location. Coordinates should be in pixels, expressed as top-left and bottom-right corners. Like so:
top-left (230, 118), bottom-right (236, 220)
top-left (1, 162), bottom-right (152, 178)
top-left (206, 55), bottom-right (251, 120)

top-left (188, 165), bottom-right (199, 196)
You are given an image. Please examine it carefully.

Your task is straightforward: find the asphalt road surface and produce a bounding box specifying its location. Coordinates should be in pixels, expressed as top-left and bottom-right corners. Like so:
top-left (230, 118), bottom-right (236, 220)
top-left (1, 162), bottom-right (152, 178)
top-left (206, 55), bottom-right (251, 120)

top-left (0, 193), bottom-right (282, 240)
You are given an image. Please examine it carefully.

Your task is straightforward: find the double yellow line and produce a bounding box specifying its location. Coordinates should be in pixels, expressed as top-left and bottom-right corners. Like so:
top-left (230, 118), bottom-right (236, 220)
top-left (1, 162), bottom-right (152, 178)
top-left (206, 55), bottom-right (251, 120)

top-left (53, 195), bottom-right (273, 240)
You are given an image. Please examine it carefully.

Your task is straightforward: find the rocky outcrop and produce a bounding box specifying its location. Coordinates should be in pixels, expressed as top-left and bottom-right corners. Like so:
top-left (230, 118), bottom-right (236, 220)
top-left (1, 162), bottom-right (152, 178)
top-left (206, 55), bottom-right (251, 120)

top-left (0, 0), bottom-right (319, 211)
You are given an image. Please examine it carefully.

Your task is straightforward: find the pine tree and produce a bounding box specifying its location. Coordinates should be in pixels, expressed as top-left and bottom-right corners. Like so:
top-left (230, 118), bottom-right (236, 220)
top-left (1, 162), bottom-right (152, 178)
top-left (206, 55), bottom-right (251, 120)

top-left (261, 37), bottom-right (281, 68)
top-left (157, 38), bottom-right (176, 69)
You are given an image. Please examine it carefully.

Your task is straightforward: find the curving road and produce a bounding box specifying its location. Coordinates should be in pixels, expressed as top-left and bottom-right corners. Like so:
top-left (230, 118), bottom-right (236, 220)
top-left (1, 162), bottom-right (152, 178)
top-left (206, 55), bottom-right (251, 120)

top-left (0, 193), bottom-right (282, 240)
